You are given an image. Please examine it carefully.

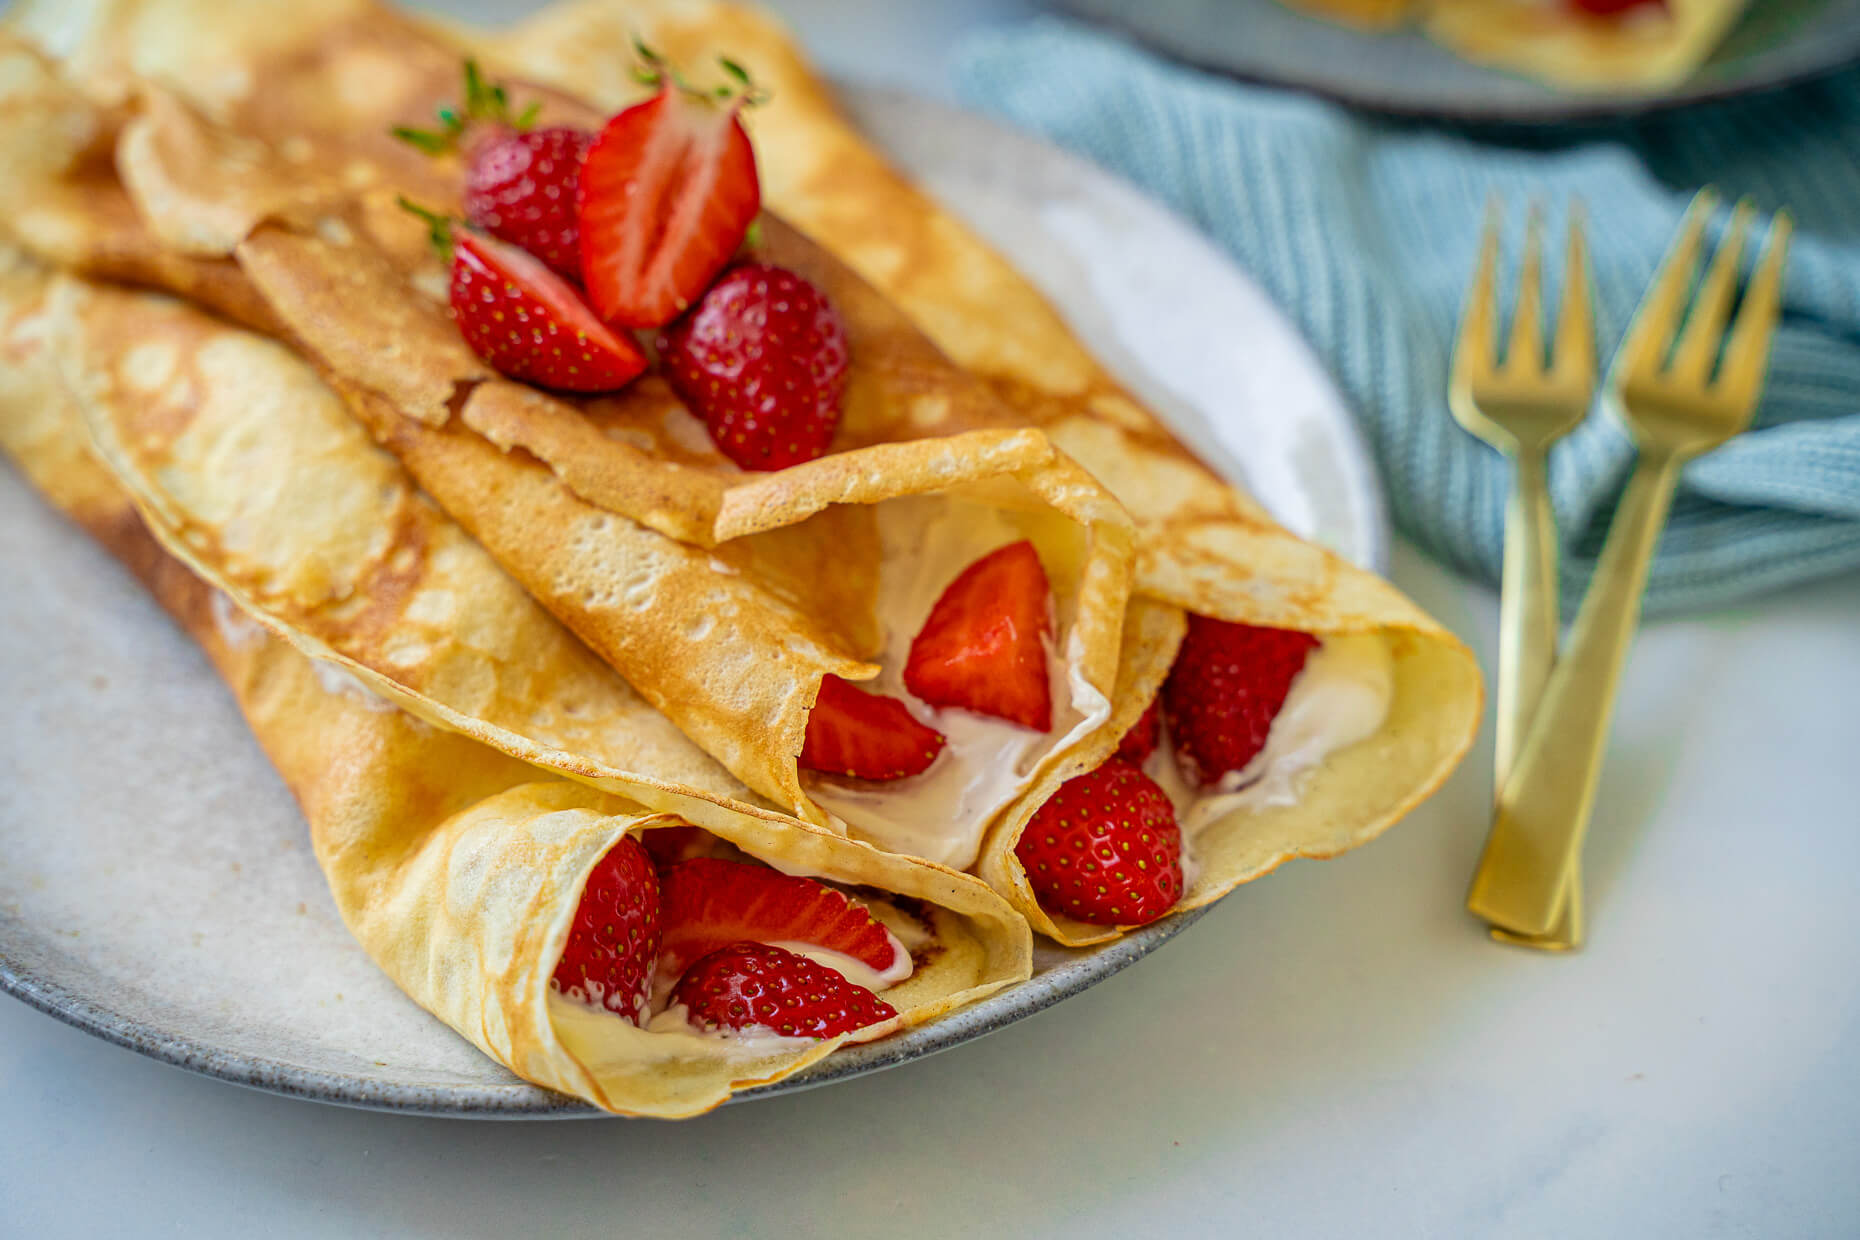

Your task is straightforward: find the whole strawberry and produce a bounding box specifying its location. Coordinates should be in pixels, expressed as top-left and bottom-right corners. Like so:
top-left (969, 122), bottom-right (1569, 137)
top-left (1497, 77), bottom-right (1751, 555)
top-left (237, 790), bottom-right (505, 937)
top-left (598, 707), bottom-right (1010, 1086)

top-left (464, 126), bottom-right (590, 278)
top-left (672, 941), bottom-right (898, 1040)
top-left (1015, 759), bottom-right (1182, 927)
top-left (658, 263), bottom-right (849, 471)
top-left (1163, 616), bottom-right (1318, 786)
top-left (551, 834), bottom-right (662, 1024)
top-left (393, 61), bottom-right (587, 279)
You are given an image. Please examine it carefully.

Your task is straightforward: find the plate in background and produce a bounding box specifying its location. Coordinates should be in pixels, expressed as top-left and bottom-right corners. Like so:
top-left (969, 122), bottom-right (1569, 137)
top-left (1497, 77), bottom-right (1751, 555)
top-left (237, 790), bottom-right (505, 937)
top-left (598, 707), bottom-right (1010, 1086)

top-left (0, 87), bottom-right (1384, 1117)
top-left (1061, 0), bottom-right (1860, 122)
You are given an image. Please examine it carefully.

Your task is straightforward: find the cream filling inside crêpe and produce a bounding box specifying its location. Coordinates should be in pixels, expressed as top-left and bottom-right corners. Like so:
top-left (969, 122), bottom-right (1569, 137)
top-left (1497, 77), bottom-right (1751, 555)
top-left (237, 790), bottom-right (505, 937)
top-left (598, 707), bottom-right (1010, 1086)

top-left (550, 874), bottom-right (922, 1056)
top-left (805, 497), bottom-right (1111, 872)
top-left (1149, 632), bottom-right (1395, 880)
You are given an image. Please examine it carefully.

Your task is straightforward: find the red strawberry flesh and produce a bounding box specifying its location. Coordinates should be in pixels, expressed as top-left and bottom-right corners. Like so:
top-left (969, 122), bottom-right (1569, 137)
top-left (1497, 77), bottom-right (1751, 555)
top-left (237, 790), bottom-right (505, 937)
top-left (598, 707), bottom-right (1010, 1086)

top-left (673, 941), bottom-right (898, 1040)
top-left (904, 539), bottom-right (1054, 731)
top-left (801, 674), bottom-right (945, 781)
top-left (551, 834), bottom-right (661, 1023)
top-left (464, 125), bottom-right (590, 279)
top-left (1015, 759), bottom-right (1183, 927)
top-left (657, 857), bottom-right (907, 984)
top-left (450, 230), bottom-right (646, 392)
top-left (658, 262), bottom-right (849, 471)
top-left (1115, 698), bottom-right (1161, 765)
top-left (1163, 616), bottom-right (1318, 787)
top-left (578, 86), bottom-right (760, 328)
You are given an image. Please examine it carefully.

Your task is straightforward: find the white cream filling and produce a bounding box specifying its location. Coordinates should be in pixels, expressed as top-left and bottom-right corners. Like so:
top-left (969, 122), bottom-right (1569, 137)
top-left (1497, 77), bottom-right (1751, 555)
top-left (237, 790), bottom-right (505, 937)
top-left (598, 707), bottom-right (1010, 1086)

top-left (1148, 633), bottom-right (1395, 850)
top-left (804, 499), bottom-right (1110, 872)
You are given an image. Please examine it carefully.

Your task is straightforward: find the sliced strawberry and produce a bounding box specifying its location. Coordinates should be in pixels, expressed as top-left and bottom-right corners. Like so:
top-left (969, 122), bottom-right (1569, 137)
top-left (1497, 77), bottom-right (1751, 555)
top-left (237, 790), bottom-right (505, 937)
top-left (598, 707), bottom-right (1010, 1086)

top-left (1115, 697), bottom-right (1161, 765)
top-left (577, 74), bottom-right (760, 328)
top-left (658, 263), bottom-right (848, 471)
top-left (801, 674), bottom-right (945, 781)
top-left (464, 126), bottom-right (591, 278)
top-left (440, 226), bottom-right (646, 392)
top-left (673, 941), bottom-right (898, 1040)
top-left (904, 540), bottom-right (1053, 731)
top-left (1568, 0), bottom-right (1664, 16)
top-left (1163, 616), bottom-right (1318, 787)
top-left (1015, 759), bottom-right (1182, 927)
top-left (657, 857), bottom-right (906, 984)
top-left (550, 834), bottom-right (661, 1023)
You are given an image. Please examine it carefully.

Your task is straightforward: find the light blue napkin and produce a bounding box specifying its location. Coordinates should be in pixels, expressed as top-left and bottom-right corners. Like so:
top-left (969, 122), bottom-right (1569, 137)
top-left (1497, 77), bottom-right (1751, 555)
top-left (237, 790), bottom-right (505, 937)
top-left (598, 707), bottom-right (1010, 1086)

top-left (956, 20), bottom-right (1860, 615)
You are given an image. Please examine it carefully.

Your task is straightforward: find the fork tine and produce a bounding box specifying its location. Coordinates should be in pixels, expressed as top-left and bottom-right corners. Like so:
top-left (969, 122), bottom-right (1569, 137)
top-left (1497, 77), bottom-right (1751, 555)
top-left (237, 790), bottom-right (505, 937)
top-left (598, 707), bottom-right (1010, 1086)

top-left (1714, 210), bottom-right (1793, 412)
top-left (1453, 199), bottom-right (1503, 387)
top-left (1505, 203), bottom-right (1546, 375)
top-left (1551, 203), bottom-right (1595, 388)
top-left (1616, 188), bottom-right (1719, 379)
top-left (1667, 199), bottom-right (1754, 382)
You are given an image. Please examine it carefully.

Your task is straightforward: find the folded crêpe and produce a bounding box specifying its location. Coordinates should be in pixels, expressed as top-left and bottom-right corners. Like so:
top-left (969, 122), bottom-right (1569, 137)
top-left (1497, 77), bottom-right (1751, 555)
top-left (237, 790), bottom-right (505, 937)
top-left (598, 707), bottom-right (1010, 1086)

top-left (0, 248), bottom-right (1030, 1117)
top-left (1266, 0), bottom-right (1752, 91)
top-left (0, 0), bottom-right (1481, 947)
top-left (0, 7), bottom-right (1136, 851)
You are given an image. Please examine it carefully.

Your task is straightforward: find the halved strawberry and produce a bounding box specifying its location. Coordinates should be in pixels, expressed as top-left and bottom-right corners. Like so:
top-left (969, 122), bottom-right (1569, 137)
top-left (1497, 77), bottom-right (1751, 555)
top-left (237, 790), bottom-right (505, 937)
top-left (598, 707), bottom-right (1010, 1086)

top-left (904, 539), bottom-right (1053, 731)
top-left (658, 263), bottom-right (848, 471)
top-left (550, 834), bottom-right (661, 1023)
top-left (402, 204), bottom-right (647, 392)
top-left (657, 857), bottom-right (906, 984)
top-left (1115, 698), bottom-right (1161, 765)
top-left (801, 674), bottom-right (945, 781)
top-left (673, 942), bottom-right (898, 1040)
top-left (577, 54), bottom-right (761, 328)
top-left (1015, 759), bottom-right (1182, 927)
top-left (1163, 616), bottom-right (1319, 786)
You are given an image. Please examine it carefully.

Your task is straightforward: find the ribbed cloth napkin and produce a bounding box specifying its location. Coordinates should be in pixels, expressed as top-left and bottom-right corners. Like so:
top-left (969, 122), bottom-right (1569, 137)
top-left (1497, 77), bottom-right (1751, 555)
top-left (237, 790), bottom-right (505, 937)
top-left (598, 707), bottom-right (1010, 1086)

top-left (955, 20), bottom-right (1860, 615)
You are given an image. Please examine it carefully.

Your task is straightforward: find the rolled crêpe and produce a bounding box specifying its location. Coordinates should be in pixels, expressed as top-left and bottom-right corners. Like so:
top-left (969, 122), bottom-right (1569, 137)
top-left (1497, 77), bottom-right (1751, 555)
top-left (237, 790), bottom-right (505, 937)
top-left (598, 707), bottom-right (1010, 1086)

top-left (0, 0), bottom-right (1482, 946)
top-left (479, 1), bottom-right (1486, 943)
top-left (0, 9), bottom-right (1137, 869)
top-left (0, 248), bottom-right (1030, 1117)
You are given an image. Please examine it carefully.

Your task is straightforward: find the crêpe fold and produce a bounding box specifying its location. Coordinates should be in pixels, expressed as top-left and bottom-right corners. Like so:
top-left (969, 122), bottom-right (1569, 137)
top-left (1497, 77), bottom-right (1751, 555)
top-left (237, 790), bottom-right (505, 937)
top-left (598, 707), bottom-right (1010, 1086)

top-left (0, 6), bottom-right (1138, 836)
top-left (0, 0), bottom-right (1482, 948)
top-left (0, 248), bottom-right (1031, 1116)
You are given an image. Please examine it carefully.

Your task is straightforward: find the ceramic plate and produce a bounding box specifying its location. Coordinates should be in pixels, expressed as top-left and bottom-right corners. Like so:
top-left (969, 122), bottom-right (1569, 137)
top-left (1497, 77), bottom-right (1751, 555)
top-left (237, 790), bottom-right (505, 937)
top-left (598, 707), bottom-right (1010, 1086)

top-left (0, 88), bottom-right (1385, 1117)
top-left (1061, 0), bottom-right (1860, 122)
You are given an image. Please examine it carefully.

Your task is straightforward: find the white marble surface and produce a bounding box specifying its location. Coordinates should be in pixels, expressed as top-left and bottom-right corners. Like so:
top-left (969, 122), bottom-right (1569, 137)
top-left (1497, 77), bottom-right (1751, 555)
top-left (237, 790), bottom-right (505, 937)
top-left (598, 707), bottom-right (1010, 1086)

top-left (4, 2), bottom-right (1859, 1236)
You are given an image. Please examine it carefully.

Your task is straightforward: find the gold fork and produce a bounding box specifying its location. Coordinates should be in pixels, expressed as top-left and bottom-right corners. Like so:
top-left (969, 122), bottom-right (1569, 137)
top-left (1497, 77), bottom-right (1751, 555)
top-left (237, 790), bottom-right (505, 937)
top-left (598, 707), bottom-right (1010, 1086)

top-left (1449, 202), bottom-right (1596, 950)
top-left (1467, 189), bottom-right (1793, 944)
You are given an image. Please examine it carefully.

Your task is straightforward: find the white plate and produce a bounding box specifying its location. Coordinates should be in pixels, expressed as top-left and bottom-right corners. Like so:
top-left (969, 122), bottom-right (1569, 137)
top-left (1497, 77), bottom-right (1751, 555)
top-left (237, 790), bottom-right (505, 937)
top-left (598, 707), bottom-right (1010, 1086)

top-left (0, 87), bottom-right (1384, 1117)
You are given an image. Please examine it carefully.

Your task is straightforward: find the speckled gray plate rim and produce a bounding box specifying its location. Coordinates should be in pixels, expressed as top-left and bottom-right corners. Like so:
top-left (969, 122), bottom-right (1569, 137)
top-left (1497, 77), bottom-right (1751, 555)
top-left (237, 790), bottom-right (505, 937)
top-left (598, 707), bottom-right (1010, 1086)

top-left (0, 86), bottom-right (1385, 1119)
top-left (1060, 0), bottom-right (1860, 123)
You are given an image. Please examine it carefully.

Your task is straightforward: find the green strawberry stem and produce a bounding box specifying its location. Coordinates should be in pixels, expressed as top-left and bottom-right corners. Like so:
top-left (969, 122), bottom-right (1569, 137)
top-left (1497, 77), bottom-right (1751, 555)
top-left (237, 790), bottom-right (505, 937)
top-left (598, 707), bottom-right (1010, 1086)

top-left (630, 37), bottom-right (770, 108)
top-left (396, 196), bottom-right (455, 261)
top-left (390, 58), bottom-right (538, 155)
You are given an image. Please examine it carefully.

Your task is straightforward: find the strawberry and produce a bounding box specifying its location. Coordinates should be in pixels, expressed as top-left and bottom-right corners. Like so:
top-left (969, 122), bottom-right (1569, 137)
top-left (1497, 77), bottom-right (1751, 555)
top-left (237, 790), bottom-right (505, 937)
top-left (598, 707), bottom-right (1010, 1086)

top-left (1115, 698), bottom-right (1161, 765)
top-left (673, 942), bottom-right (898, 1040)
top-left (577, 50), bottom-right (763, 328)
top-left (801, 674), bottom-right (945, 781)
top-left (550, 834), bottom-right (661, 1023)
top-left (904, 540), bottom-right (1053, 731)
top-left (1015, 759), bottom-right (1183, 927)
top-left (403, 203), bottom-right (646, 392)
top-left (657, 263), bottom-right (849, 470)
top-left (393, 62), bottom-right (587, 279)
top-left (464, 126), bottom-right (591, 278)
top-left (639, 824), bottom-right (715, 869)
top-left (1163, 616), bottom-right (1319, 787)
top-left (657, 857), bottom-right (907, 983)
top-left (1568, 0), bottom-right (1664, 16)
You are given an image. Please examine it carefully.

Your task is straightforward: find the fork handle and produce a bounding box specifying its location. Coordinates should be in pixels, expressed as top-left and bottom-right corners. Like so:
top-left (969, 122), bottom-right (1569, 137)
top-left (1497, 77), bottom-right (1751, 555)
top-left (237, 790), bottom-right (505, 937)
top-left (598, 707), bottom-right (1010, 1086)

top-left (1467, 450), bottom-right (1683, 938)
top-left (1495, 448), bottom-right (1559, 794)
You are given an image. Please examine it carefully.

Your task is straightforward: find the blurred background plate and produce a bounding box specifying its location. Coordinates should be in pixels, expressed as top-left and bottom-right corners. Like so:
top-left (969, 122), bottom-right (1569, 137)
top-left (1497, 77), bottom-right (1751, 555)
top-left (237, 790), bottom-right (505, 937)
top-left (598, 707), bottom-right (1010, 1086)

top-left (1060, 0), bottom-right (1860, 121)
top-left (0, 86), bottom-right (1383, 1117)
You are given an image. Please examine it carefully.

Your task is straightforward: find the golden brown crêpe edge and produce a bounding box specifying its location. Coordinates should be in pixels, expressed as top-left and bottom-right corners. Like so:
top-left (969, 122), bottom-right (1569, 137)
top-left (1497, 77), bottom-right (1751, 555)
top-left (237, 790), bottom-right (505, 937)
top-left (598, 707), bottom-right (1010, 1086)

top-left (0, 251), bottom-right (1031, 1117)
